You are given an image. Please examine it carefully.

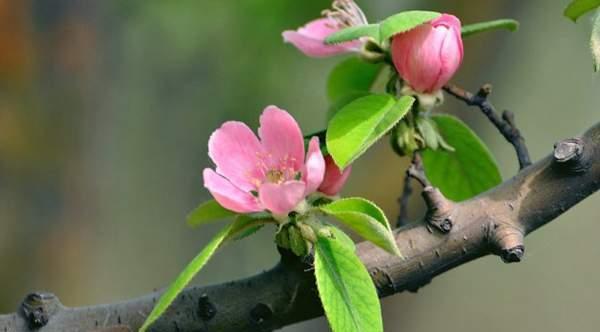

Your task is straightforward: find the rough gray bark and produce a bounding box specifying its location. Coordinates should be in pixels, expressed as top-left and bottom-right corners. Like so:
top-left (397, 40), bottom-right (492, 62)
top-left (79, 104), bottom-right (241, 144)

top-left (0, 122), bottom-right (598, 332)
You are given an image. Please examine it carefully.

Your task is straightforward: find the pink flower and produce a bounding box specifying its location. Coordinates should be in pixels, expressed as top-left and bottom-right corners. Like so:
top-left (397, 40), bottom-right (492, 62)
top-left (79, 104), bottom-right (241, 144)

top-left (203, 106), bottom-right (325, 216)
top-left (318, 156), bottom-right (352, 196)
top-left (282, 17), bottom-right (361, 58)
top-left (282, 1), bottom-right (368, 58)
top-left (390, 14), bottom-right (464, 93)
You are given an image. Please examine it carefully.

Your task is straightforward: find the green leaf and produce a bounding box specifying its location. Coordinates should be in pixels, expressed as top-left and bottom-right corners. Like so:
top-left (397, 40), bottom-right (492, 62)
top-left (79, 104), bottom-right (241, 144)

top-left (564, 0), bottom-right (600, 21)
top-left (325, 24), bottom-right (380, 45)
top-left (228, 214), bottom-right (273, 241)
top-left (320, 197), bottom-right (401, 256)
top-left (328, 91), bottom-right (371, 122)
top-left (327, 94), bottom-right (414, 169)
top-left (315, 235), bottom-right (383, 332)
top-left (186, 200), bottom-right (237, 227)
top-left (327, 57), bottom-right (384, 103)
top-left (327, 224), bottom-right (356, 251)
top-left (416, 116), bottom-right (439, 150)
top-left (461, 19), bottom-right (519, 38)
top-left (379, 11), bottom-right (441, 42)
top-left (140, 217), bottom-right (261, 331)
top-left (140, 226), bottom-right (231, 331)
top-left (422, 114), bottom-right (502, 201)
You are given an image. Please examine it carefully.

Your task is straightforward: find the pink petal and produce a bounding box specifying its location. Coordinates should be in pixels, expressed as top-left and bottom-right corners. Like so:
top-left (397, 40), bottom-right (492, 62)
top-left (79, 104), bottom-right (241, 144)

top-left (258, 181), bottom-right (306, 215)
top-left (208, 121), bottom-right (264, 192)
top-left (203, 169), bottom-right (262, 213)
top-left (258, 106), bottom-right (305, 171)
top-left (303, 137), bottom-right (325, 195)
top-left (318, 155), bottom-right (352, 196)
top-left (282, 18), bottom-right (361, 58)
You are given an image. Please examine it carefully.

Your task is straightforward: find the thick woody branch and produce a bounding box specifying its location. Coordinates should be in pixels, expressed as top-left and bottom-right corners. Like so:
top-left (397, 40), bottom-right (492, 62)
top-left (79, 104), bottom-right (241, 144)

top-left (1, 122), bottom-right (598, 332)
top-left (444, 84), bottom-right (532, 170)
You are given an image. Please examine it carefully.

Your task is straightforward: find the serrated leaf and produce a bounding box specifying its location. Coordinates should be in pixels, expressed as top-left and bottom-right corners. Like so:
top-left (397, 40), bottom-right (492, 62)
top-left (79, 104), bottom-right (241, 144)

top-left (379, 11), bottom-right (441, 42)
top-left (315, 236), bottom-right (383, 332)
top-left (327, 57), bottom-right (384, 103)
top-left (564, 0), bottom-right (600, 22)
top-left (320, 198), bottom-right (400, 256)
top-left (140, 216), bottom-right (260, 331)
top-left (327, 94), bottom-right (414, 169)
top-left (422, 114), bottom-right (502, 201)
top-left (461, 19), bottom-right (519, 38)
top-left (325, 24), bottom-right (380, 45)
top-left (186, 200), bottom-right (237, 227)
top-left (328, 91), bottom-right (371, 121)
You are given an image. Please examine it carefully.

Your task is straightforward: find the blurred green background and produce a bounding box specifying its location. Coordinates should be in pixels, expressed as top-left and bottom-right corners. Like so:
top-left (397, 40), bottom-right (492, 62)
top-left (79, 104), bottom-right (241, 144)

top-left (0, 1), bottom-right (598, 331)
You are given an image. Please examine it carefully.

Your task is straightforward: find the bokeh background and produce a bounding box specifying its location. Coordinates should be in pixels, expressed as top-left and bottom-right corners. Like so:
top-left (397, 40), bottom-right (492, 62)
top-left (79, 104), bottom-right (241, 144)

top-left (0, 1), bottom-right (598, 331)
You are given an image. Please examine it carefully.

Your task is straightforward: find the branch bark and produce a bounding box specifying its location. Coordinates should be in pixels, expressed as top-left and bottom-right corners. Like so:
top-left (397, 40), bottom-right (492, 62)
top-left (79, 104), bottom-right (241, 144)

top-left (1, 122), bottom-right (598, 332)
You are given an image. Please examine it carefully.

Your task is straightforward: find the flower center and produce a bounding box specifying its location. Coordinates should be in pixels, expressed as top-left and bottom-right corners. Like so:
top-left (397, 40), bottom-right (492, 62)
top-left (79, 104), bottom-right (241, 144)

top-left (322, 0), bottom-right (368, 29)
top-left (266, 170), bottom-right (286, 184)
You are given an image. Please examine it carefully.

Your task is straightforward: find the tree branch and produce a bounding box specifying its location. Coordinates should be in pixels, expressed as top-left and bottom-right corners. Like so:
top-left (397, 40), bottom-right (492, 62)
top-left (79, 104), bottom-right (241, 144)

top-left (1, 122), bottom-right (598, 332)
top-left (444, 84), bottom-right (532, 170)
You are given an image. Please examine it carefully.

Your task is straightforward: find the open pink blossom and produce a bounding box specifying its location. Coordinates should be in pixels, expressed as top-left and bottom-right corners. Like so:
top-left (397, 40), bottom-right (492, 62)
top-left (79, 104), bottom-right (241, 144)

top-left (203, 106), bottom-right (325, 216)
top-left (318, 156), bottom-right (352, 196)
top-left (390, 14), bottom-right (463, 93)
top-left (282, 17), bottom-right (362, 58)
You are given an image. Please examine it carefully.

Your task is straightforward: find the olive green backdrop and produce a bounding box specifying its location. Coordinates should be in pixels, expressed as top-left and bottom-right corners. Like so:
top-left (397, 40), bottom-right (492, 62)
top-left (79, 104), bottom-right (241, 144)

top-left (0, 1), bottom-right (598, 331)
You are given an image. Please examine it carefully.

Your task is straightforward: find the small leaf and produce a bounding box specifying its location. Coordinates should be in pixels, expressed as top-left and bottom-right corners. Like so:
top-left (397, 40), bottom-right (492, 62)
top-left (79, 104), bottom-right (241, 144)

top-left (327, 57), bottom-right (384, 103)
top-left (186, 200), bottom-right (236, 227)
top-left (325, 24), bottom-right (380, 45)
top-left (227, 214), bottom-right (273, 241)
top-left (461, 19), bottom-right (519, 38)
top-left (320, 197), bottom-right (401, 256)
top-left (140, 225), bottom-right (231, 331)
top-left (379, 11), bottom-right (441, 43)
top-left (416, 116), bottom-right (439, 150)
top-left (564, 0), bottom-right (600, 22)
top-left (422, 114), bottom-right (502, 201)
top-left (327, 94), bottom-right (414, 169)
top-left (140, 217), bottom-right (261, 331)
top-left (314, 236), bottom-right (383, 332)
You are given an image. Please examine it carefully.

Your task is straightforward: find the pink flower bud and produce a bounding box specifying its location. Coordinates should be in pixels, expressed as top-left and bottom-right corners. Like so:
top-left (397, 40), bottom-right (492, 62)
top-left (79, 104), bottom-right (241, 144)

top-left (282, 18), bottom-right (361, 58)
top-left (390, 14), bottom-right (464, 93)
top-left (318, 156), bottom-right (352, 196)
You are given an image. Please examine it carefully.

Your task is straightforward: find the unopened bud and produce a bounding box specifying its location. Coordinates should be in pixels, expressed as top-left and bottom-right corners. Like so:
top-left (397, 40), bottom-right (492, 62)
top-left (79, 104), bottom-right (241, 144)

top-left (288, 226), bottom-right (308, 257)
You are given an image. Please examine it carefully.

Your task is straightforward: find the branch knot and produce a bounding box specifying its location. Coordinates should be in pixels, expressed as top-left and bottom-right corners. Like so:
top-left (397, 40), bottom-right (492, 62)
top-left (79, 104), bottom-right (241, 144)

top-left (19, 292), bottom-right (62, 329)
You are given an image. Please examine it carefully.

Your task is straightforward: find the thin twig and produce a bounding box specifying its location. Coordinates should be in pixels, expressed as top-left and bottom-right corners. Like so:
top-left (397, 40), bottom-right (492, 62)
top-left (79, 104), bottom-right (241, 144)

top-left (396, 154), bottom-right (418, 227)
top-left (443, 84), bottom-right (532, 169)
top-left (396, 170), bottom-right (413, 227)
top-left (406, 153), bottom-right (430, 187)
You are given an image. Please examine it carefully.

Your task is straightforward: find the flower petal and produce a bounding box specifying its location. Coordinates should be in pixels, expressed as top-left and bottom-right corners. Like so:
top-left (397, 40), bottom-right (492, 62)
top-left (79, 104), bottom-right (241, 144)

top-left (208, 121), bottom-right (264, 191)
top-left (318, 155), bottom-right (352, 196)
top-left (282, 18), bottom-right (360, 58)
top-left (303, 137), bottom-right (325, 195)
top-left (391, 14), bottom-right (463, 93)
top-left (258, 106), bottom-right (305, 171)
top-left (258, 181), bottom-right (306, 215)
top-left (203, 168), bottom-right (262, 213)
